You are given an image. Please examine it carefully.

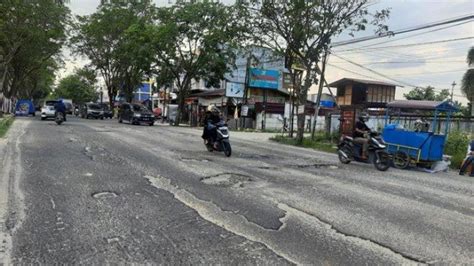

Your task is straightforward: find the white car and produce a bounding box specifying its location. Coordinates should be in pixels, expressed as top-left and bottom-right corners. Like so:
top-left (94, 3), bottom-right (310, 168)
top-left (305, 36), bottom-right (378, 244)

top-left (41, 101), bottom-right (57, 120)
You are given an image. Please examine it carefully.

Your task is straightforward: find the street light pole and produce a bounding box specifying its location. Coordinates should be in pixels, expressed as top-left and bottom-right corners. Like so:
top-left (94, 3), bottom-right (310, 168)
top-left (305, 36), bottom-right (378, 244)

top-left (450, 81), bottom-right (456, 102)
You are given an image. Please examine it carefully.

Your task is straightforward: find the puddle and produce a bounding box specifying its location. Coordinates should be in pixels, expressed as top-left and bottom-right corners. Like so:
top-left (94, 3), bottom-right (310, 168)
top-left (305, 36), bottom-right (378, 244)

top-left (91, 191), bottom-right (118, 199)
top-left (200, 173), bottom-right (252, 188)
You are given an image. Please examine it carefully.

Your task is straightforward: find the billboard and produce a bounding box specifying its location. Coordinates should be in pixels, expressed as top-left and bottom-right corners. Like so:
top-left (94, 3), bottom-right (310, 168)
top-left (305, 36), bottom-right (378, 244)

top-left (248, 68), bottom-right (280, 90)
top-left (226, 82), bottom-right (245, 98)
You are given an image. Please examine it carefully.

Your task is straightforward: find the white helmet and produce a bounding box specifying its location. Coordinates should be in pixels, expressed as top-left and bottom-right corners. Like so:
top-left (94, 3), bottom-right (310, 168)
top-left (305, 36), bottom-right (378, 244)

top-left (207, 105), bottom-right (219, 113)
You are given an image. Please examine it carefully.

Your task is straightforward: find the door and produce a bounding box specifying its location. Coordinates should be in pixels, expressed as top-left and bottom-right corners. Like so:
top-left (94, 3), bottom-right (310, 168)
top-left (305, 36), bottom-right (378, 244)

top-left (122, 104), bottom-right (131, 121)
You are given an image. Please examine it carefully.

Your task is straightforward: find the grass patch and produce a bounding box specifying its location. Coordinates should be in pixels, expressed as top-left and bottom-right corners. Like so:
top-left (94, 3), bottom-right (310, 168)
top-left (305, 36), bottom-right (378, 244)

top-left (0, 116), bottom-right (14, 138)
top-left (270, 135), bottom-right (337, 153)
top-left (445, 131), bottom-right (471, 169)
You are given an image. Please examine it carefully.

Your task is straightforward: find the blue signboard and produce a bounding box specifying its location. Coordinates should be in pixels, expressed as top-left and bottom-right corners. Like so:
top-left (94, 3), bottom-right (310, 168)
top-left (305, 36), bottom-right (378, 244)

top-left (248, 68), bottom-right (280, 90)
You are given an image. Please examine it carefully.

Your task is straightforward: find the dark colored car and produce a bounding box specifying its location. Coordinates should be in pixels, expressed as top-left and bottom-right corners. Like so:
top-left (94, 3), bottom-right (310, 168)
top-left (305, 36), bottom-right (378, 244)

top-left (118, 103), bottom-right (155, 126)
top-left (81, 103), bottom-right (104, 119)
top-left (100, 103), bottom-right (113, 119)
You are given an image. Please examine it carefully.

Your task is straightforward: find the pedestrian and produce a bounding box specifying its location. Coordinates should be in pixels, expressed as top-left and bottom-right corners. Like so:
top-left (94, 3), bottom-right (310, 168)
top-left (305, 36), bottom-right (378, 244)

top-left (459, 139), bottom-right (474, 177)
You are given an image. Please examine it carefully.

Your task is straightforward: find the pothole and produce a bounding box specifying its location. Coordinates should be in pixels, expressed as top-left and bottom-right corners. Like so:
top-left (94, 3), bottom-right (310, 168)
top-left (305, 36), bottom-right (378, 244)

top-left (200, 173), bottom-right (252, 188)
top-left (238, 154), bottom-right (279, 160)
top-left (288, 163), bottom-right (338, 169)
top-left (180, 157), bottom-right (211, 163)
top-left (91, 191), bottom-right (118, 199)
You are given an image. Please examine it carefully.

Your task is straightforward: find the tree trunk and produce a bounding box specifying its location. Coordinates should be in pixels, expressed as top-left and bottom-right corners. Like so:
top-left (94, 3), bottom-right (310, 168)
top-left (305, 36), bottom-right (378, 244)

top-left (296, 70), bottom-right (313, 144)
top-left (175, 78), bottom-right (191, 126)
top-left (471, 95), bottom-right (474, 117)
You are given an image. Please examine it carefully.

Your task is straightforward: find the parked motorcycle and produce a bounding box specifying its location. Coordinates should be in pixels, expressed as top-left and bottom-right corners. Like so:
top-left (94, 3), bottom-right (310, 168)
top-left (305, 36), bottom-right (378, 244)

top-left (55, 112), bottom-right (64, 125)
top-left (337, 131), bottom-right (391, 171)
top-left (204, 121), bottom-right (232, 157)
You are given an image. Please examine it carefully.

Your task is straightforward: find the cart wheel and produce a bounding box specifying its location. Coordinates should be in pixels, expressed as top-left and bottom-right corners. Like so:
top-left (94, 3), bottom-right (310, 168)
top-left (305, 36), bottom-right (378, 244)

top-left (393, 151), bottom-right (410, 169)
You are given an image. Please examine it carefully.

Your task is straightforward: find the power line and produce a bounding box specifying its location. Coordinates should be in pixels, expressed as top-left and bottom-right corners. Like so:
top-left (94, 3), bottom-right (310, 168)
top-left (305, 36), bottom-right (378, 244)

top-left (326, 63), bottom-right (465, 97)
top-left (335, 20), bottom-right (472, 50)
top-left (330, 60), bottom-right (465, 64)
top-left (332, 14), bottom-right (474, 47)
top-left (336, 36), bottom-right (473, 52)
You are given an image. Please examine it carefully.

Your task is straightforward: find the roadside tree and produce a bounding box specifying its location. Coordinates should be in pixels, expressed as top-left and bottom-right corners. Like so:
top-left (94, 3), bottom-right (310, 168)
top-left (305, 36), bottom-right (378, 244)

top-left (240, 0), bottom-right (390, 143)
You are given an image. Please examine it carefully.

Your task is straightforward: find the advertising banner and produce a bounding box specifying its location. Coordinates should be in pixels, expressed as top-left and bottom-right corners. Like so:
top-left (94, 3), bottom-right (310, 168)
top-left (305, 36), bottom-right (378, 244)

top-left (248, 68), bottom-right (280, 90)
top-left (225, 82), bottom-right (245, 98)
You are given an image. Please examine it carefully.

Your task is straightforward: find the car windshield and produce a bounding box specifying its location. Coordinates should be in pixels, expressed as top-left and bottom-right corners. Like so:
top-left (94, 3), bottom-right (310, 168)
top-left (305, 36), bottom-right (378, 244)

top-left (45, 101), bottom-right (57, 106)
top-left (132, 104), bottom-right (147, 112)
top-left (88, 104), bottom-right (101, 110)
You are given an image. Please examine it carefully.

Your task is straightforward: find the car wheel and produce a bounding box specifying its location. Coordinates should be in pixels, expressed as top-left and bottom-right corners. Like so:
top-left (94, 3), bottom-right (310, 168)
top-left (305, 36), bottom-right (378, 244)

top-left (41, 117), bottom-right (46, 121)
top-left (149, 122), bottom-right (154, 126)
top-left (118, 116), bottom-right (123, 123)
top-left (100, 116), bottom-right (104, 120)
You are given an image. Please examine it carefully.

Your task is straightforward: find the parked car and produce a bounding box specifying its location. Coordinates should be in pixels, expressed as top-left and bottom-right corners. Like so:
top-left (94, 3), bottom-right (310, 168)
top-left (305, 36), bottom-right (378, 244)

top-left (41, 100), bottom-right (58, 120)
top-left (118, 103), bottom-right (155, 126)
top-left (99, 103), bottom-right (113, 119)
top-left (81, 103), bottom-right (104, 119)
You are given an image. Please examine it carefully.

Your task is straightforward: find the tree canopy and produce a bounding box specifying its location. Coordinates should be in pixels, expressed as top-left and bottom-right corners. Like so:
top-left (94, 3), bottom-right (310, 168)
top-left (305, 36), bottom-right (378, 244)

top-left (461, 46), bottom-right (474, 116)
top-left (404, 86), bottom-right (450, 102)
top-left (136, 1), bottom-right (246, 124)
top-left (0, 0), bottom-right (69, 101)
top-left (239, 0), bottom-right (390, 142)
top-left (72, 0), bottom-right (155, 107)
top-left (54, 68), bottom-right (98, 104)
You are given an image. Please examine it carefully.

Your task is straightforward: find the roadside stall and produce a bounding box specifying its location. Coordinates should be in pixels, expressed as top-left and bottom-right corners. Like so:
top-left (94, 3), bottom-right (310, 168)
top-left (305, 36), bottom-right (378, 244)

top-left (383, 100), bottom-right (458, 169)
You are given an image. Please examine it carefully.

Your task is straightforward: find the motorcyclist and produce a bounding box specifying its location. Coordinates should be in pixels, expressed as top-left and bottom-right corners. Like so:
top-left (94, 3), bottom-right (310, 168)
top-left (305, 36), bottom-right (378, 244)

top-left (353, 112), bottom-right (370, 159)
top-left (202, 105), bottom-right (222, 149)
top-left (54, 99), bottom-right (67, 122)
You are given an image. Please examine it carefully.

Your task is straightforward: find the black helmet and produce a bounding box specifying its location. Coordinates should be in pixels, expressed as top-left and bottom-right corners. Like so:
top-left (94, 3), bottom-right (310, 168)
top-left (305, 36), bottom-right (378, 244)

top-left (359, 112), bottom-right (369, 122)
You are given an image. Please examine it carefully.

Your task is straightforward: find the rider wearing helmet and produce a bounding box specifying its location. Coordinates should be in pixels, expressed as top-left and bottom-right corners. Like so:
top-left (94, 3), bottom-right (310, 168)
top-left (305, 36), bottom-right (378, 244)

top-left (353, 112), bottom-right (370, 159)
top-left (202, 105), bottom-right (222, 148)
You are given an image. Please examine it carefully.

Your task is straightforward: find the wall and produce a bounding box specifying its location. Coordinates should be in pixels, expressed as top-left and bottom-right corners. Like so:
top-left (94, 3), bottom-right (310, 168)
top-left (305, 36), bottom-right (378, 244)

top-left (255, 113), bottom-right (325, 131)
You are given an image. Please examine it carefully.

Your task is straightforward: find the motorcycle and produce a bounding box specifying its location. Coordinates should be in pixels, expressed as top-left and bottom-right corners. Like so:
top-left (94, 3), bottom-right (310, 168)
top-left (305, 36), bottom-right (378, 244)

top-left (55, 112), bottom-right (64, 125)
top-left (74, 107), bottom-right (79, 117)
top-left (204, 121), bottom-right (232, 157)
top-left (337, 131), bottom-right (391, 171)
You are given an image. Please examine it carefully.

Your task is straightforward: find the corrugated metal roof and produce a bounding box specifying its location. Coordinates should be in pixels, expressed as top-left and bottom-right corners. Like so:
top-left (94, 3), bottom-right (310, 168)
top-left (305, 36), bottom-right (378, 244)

top-left (328, 78), bottom-right (399, 87)
top-left (387, 100), bottom-right (459, 111)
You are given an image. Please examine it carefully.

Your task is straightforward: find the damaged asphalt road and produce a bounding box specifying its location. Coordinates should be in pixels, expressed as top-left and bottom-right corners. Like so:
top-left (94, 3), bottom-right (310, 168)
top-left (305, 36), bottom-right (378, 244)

top-left (0, 117), bottom-right (473, 264)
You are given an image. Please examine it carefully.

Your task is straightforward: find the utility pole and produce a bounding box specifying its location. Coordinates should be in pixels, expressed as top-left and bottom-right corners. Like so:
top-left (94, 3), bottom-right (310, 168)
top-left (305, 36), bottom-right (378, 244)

top-left (242, 56), bottom-right (251, 129)
top-left (450, 81), bottom-right (456, 102)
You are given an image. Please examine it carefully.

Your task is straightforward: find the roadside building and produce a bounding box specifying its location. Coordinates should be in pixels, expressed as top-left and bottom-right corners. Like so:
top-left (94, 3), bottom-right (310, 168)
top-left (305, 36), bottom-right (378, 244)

top-left (328, 78), bottom-right (398, 135)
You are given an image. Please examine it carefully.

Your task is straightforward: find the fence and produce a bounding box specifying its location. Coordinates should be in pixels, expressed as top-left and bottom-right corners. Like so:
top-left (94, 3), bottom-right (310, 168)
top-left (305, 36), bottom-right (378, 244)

top-left (329, 114), bottom-right (473, 135)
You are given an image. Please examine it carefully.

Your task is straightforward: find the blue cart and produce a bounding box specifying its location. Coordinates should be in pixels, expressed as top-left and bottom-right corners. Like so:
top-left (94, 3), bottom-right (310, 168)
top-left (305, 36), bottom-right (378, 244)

top-left (382, 100), bottom-right (458, 169)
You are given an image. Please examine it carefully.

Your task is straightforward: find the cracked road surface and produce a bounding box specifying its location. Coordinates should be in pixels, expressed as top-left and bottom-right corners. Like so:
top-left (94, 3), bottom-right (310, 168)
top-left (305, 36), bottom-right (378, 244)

top-left (0, 117), bottom-right (473, 264)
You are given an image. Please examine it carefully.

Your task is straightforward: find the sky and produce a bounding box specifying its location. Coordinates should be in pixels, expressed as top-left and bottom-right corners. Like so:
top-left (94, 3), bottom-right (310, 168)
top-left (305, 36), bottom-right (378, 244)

top-left (63, 0), bottom-right (474, 104)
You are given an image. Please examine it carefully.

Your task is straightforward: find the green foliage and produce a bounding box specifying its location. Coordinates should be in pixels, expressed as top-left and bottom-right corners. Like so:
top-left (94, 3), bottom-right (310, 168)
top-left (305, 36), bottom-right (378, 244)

top-left (0, 0), bottom-right (69, 99)
top-left (461, 47), bottom-right (474, 116)
top-left (54, 68), bottom-right (98, 104)
top-left (72, 0), bottom-right (155, 105)
top-left (0, 116), bottom-right (14, 138)
top-left (138, 1), bottom-right (245, 125)
top-left (240, 0), bottom-right (390, 143)
top-left (445, 131), bottom-right (470, 169)
top-left (404, 86), bottom-right (450, 101)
